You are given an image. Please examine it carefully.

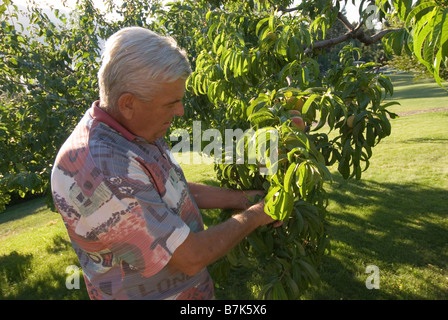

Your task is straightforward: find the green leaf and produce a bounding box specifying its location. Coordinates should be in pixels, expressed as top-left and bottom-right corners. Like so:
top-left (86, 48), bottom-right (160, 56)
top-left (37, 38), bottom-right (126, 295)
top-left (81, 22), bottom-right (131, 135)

top-left (301, 93), bottom-right (319, 115)
top-left (272, 281), bottom-right (288, 300)
top-left (256, 17), bottom-right (269, 36)
top-left (297, 162), bottom-right (309, 198)
top-left (405, 1), bottom-right (437, 26)
top-left (378, 75), bottom-right (394, 96)
top-left (440, 8), bottom-right (448, 58)
top-left (247, 232), bottom-right (269, 254)
top-left (283, 162), bottom-right (298, 195)
top-left (268, 14), bottom-right (275, 32)
top-left (298, 259), bottom-right (319, 284)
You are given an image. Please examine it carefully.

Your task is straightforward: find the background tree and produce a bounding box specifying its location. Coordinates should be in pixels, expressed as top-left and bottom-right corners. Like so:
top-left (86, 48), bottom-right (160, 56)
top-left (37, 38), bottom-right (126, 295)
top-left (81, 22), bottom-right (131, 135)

top-left (1, 0), bottom-right (446, 298)
top-left (379, 0), bottom-right (448, 85)
top-left (0, 0), bottom-right (104, 211)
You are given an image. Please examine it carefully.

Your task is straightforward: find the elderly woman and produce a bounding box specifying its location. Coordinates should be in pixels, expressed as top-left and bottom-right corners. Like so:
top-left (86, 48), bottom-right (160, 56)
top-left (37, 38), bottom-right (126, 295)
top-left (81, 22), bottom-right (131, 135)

top-left (51, 26), bottom-right (279, 300)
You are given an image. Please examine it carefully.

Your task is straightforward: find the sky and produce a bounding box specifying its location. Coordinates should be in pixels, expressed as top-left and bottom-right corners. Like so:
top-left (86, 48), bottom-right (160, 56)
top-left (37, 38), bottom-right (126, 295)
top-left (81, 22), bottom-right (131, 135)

top-left (12, 0), bottom-right (361, 22)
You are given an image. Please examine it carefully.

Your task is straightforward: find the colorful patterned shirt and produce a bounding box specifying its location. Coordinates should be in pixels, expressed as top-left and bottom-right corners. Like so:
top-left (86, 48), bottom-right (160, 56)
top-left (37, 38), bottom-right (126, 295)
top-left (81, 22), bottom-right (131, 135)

top-left (51, 101), bottom-right (214, 300)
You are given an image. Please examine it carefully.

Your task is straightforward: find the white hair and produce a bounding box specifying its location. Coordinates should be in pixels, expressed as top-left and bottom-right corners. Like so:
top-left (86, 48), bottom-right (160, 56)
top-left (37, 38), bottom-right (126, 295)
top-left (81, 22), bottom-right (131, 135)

top-left (98, 26), bottom-right (191, 112)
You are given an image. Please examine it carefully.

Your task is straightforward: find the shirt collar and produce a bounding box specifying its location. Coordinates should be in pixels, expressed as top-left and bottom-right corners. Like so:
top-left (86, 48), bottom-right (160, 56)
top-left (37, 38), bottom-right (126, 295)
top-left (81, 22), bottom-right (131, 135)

top-left (89, 101), bottom-right (138, 142)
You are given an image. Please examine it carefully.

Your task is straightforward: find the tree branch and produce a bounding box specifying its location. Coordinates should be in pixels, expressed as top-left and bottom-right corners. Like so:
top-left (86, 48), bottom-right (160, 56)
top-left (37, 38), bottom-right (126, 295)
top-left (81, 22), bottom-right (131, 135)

top-left (337, 11), bottom-right (356, 31)
top-left (277, 6), bottom-right (301, 13)
top-left (309, 27), bottom-right (401, 52)
top-left (308, 11), bottom-right (402, 52)
top-left (276, 2), bottom-right (403, 53)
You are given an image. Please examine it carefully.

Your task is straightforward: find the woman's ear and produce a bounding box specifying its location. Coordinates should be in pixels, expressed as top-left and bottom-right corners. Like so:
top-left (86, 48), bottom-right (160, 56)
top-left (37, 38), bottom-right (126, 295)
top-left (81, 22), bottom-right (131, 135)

top-left (117, 93), bottom-right (136, 120)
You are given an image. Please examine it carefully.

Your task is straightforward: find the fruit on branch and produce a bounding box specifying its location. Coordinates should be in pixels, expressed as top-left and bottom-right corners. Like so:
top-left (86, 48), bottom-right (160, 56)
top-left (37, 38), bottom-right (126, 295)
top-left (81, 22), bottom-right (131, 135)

top-left (291, 116), bottom-right (306, 131)
top-left (287, 96), bottom-right (306, 112)
top-left (288, 109), bottom-right (302, 116)
top-left (347, 114), bottom-right (355, 128)
top-left (293, 97), bottom-right (306, 112)
top-left (266, 31), bottom-right (277, 41)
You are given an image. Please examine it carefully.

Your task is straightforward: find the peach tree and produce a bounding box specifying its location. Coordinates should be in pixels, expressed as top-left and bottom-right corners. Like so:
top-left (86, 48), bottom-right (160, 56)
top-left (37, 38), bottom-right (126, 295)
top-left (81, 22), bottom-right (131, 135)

top-left (185, 0), bottom-right (399, 299)
top-left (183, 0), bottom-right (447, 298)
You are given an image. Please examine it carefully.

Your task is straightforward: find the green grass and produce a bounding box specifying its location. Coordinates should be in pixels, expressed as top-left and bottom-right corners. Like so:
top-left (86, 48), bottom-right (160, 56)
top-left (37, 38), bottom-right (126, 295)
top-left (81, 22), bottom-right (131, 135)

top-left (1, 73), bottom-right (447, 300)
top-left (303, 139), bottom-right (448, 299)
top-left (385, 73), bottom-right (448, 115)
top-left (300, 74), bottom-right (448, 299)
top-left (0, 198), bottom-right (88, 299)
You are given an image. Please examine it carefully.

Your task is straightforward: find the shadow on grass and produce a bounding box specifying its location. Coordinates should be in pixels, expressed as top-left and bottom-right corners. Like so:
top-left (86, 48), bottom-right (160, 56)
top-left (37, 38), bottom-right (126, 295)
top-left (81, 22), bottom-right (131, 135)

top-left (308, 175), bottom-right (448, 299)
top-left (46, 234), bottom-right (73, 254)
top-left (200, 173), bottom-right (448, 299)
top-left (2, 175), bottom-right (445, 300)
top-left (390, 85), bottom-right (448, 100)
top-left (404, 138), bottom-right (448, 144)
top-left (0, 240), bottom-right (89, 300)
top-left (388, 73), bottom-right (448, 100)
top-left (0, 251), bottom-right (33, 299)
top-left (0, 197), bottom-right (47, 225)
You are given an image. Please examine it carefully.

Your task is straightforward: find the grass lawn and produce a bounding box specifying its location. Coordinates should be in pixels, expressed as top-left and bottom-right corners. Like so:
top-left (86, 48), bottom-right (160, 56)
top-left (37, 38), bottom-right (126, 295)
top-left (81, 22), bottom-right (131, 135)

top-left (386, 73), bottom-right (448, 115)
top-left (0, 198), bottom-right (88, 299)
top-left (0, 73), bottom-right (447, 300)
top-left (301, 74), bottom-right (448, 299)
top-left (302, 112), bottom-right (448, 299)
